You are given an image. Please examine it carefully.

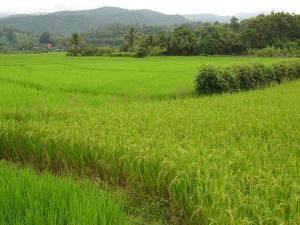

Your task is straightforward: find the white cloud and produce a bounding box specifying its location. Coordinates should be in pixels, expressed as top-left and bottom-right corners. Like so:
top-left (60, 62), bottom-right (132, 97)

top-left (0, 0), bottom-right (299, 15)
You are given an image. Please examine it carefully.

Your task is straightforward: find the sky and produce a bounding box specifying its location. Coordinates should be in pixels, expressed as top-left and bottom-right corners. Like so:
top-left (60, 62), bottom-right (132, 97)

top-left (0, 0), bottom-right (299, 15)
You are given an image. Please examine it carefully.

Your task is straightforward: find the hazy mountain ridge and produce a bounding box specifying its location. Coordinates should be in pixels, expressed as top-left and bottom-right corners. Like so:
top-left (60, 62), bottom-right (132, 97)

top-left (0, 7), bottom-right (188, 36)
top-left (0, 7), bottom-right (269, 36)
top-left (183, 12), bottom-right (268, 23)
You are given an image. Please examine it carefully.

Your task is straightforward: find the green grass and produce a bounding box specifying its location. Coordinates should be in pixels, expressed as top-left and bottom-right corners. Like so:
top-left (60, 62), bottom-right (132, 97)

top-left (0, 53), bottom-right (286, 106)
top-left (0, 161), bottom-right (130, 225)
top-left (0, 53), bottom-right (299, 224)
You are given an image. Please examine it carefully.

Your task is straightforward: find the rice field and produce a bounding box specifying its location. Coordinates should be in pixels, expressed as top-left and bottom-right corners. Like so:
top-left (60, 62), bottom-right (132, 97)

top-left (0, 161), bottom-right (130, 225)
top-left (0, 54), bottom-right (299, 224)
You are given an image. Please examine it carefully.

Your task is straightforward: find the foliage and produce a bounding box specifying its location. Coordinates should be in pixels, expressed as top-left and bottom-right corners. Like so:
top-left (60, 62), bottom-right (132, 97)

top-left (79, 46), bottom-right (114, 56)
top-left (67, 33), bottom-right (84, 56)
top-left (0, 28), bottom-right (39, 51)
top-left (195, 60), bottom-right (300, 94)
top-left (110, 51), bottom-right (136, 57)
top-left (2, 12), bottom-right (300, 56)
top-left (248, 46), bottom-right (300, 57)
top-left (168, 26), bottom-right (199, 56)
top-left (39, 32), bottom-right (52, 44)
top-left (124, 27), bottom-right (139, 52)
top-left (240, 12), bottom-right (300, 49)
top-left (82, 24), bottom-right (168, 47)
top-left (134, 47), bottom-right (148, 58)
top-left (229, 16), bottom-right (240, 31)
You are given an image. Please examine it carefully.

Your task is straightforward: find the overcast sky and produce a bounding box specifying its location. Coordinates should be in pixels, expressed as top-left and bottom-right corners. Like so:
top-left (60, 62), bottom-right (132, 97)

top-left (0, 0), bottom-right (299, 15)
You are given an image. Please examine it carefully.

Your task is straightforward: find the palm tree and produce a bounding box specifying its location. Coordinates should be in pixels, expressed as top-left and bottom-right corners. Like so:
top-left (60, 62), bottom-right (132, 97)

top-left (124, 27), bottom-right (139, 52)
top-left (69, 33), bottom-right (82, 50)
top-left (68, 33), bottom-right (83, 56)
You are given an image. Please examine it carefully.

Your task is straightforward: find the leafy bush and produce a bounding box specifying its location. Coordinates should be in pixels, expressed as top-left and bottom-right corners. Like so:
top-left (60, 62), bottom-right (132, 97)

top-left (134, 47), bottom-right (148, 58)
top-left (149, 47), bottom-right (166, 56)
top-left (247, 46), bottom-right (300, 57)
top-left (195, 61), bottom-right (300, 94)
top-left (110, 52), bottom-right (135, 57)
top-left (67, 46), bottom-right (114, 56)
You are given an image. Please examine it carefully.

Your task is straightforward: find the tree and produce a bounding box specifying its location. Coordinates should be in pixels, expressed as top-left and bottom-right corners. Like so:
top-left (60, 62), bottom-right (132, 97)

top-left (157, 31), bottom-right (171, 50)
top-left (0, 41), bottom-right (7, 51)
top-left (7, 30), bottom-right (17, 45)
top-left (199, 36), bottom-right (219, 55)
top-left (230, 16), bottom-right (240, 31)
top-left (124, 27), bottom-right (139, 52)
top-left (69, 33), bottom-right (83, 49)
top-left (168, 26), bottom-right (199, 55)
top-left (39, 32), bottom-right (51, 44)
top-left (240, 12), bottom-right (300, 49)
top-left (68, 33), bottom-right (83, 56)
top-left (139, 34), bottom-right (156, 53)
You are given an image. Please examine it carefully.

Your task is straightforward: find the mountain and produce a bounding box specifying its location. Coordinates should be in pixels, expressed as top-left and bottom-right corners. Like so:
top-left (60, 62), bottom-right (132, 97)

top-left (0, 14), bottom-right (9, 18)
top-left (183, 14), bottom-right (232, 23)
top-left (233, 12), bottom-right (268, 20)
top-left (0, 7), bottom-right (188, 36)
top-left (183, 12), bottom-right (268, 23)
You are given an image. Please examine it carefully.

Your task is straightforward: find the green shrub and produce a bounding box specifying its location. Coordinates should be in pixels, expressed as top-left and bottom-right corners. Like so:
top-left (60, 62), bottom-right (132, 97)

top-left (67, 47), bottom-right (114, 56)
top-left (150, 47), bottom-right (166, 56)
top-left (109, 52), bottom-right (135, 57)
top-left (134, 47), bottom-right (148, 58)
top-left (248, 46), bottom-right (300, 57)
top-left (195, 61), bottom-right (300, 94)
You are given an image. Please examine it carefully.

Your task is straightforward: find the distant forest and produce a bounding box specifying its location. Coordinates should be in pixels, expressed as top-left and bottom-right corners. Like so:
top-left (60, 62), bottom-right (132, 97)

top-left (1, 12), bottom-right (300, 56)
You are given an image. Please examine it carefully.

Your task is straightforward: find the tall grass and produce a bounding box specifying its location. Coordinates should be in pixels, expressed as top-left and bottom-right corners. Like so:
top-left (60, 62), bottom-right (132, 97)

top-left (0, 161), bottom-right (130, 225)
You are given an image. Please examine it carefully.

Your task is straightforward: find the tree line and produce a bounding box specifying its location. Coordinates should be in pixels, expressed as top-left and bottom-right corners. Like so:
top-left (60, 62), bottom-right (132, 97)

top-left (67, 12), bottom-right (300, 57)
top-left (123, 12), bottom-right (300, 56)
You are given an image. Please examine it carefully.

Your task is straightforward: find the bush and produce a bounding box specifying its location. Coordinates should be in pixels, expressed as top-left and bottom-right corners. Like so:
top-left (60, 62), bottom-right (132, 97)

top-left (67, 48), bottom-right (81, 56)
top-left (67, 47), bottom-right (114, 56)
top-left (109, 52), bottom-right (135, 57)
top-left (134, 47), bottom-right (148, 58)
top-left (150, 47), bottom-right (166, 56)
top-left (195, 61), bottom-right (300, 94)
top-left (248, 46), bottom-right (300, 57)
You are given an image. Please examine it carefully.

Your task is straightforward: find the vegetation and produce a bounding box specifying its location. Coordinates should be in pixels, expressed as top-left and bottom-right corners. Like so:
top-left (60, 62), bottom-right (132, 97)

top-left (195, 60), bottom-right (300, 94)
top-left (138, 12), bottom-right (300, 56)
top-left (67, 33), bottom-right (84, 56)
top-left (124, 27), bottom-right (139, 52)
top-left (0, 54), bottom-right (299, 224)
top-left (240, 12), bottom-right (300, 49)
top-left (82, 24), bottom-right (169, 47)
top-left (64, 12), bottom-right (300, 57)
top-left (248, 46), bottom-right (300, 57)
top-left (1, 12), bottom-right (300, 56)
top-left (0, 161), bottom-right (129, 225)
top-left (39, 32), bottom-right (53, 44)
top-left (0, 28), bottom-right (38, 51)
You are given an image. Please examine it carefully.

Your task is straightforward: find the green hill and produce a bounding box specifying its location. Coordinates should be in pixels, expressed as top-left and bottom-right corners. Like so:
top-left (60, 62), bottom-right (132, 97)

top-left (183, 12), bottom-right (267, 23)
top-left (0, 28), bottom-right (38, 51)
top-left (0, 7), bottom-right (188, 36)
